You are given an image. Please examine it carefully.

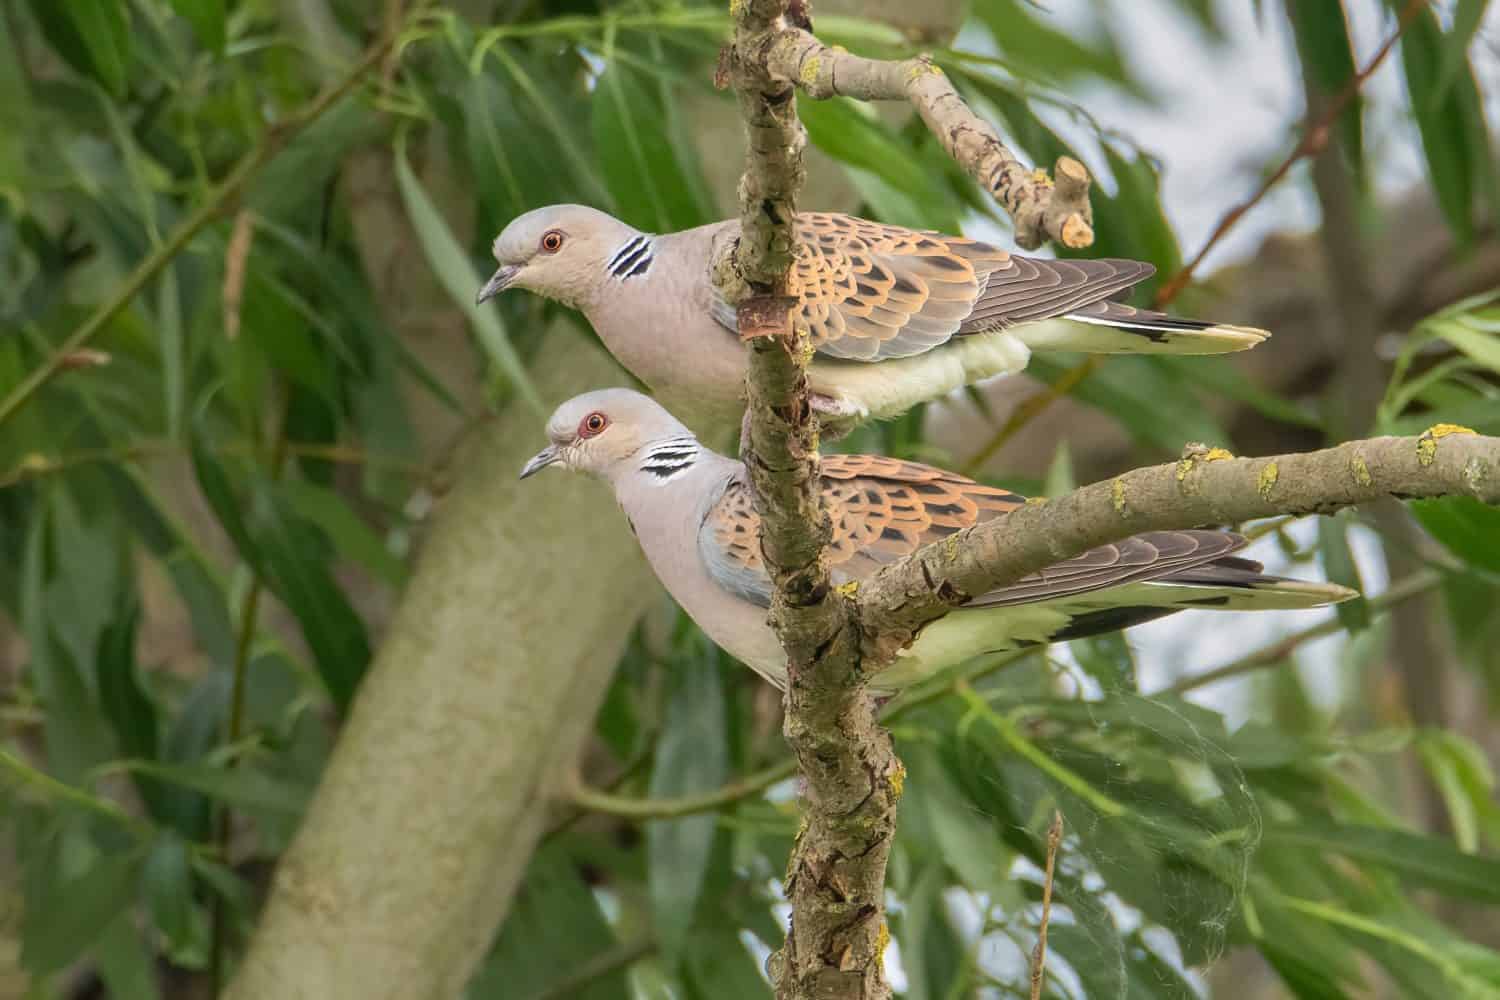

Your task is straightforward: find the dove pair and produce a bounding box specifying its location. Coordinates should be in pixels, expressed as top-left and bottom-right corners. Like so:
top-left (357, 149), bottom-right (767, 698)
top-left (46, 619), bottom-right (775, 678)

top-left (487, 206), bottom-right (1353, 691)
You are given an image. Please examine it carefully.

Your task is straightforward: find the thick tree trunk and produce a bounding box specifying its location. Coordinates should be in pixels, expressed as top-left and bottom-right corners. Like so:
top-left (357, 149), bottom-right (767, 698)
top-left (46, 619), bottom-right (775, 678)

top-left (225, 332), bottom-right (655, 998)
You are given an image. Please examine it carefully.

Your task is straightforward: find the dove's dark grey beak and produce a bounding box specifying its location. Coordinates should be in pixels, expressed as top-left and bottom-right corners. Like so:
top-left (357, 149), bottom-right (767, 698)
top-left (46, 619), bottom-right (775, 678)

top-left (519, 445), bottom-right (560, 480)
top-left (476, 265), bottom-right (520, 305)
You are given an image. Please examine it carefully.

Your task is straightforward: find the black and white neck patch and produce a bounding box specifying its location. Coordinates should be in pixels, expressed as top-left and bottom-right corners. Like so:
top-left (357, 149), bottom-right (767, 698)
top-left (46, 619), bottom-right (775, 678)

top-left (638, 436), bottom-right (698, 480)
top-left (606, 235), bottom-right (655, 280)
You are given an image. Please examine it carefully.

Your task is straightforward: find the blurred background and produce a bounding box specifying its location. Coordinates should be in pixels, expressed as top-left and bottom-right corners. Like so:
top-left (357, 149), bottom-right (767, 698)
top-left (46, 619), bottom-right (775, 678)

top-left (3, 0), bottom-right (1500, 997)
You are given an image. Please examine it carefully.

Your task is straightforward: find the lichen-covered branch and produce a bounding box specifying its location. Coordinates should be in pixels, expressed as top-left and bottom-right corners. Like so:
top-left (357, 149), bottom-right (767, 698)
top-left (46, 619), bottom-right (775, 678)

top-left (857, 430), bottom-right (1500, 658)
top-left (759, 27), bottom-right (1092, 250)
top-left (722, 1), bottom-right (899, 997)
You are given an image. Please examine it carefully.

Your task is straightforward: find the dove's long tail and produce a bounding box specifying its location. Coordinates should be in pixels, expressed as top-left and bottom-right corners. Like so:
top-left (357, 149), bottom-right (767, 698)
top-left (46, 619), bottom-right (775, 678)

top-left (1004, 300), bottom-right (1269, 356)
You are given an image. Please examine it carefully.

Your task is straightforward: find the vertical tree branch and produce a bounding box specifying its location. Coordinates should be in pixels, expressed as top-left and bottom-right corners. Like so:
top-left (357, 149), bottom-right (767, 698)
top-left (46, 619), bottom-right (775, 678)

top-left (718, 6), bottom-right (1102, 996)
top-left (721, 1), bottom-right (897, 996)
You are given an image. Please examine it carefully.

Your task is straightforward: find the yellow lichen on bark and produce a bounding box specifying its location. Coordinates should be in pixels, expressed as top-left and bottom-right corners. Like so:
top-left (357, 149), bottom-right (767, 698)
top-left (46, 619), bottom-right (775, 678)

top-left (1419, 423), bottom-right (1477, 467)
top-left (1257, 462), bottom-right (1279, 500)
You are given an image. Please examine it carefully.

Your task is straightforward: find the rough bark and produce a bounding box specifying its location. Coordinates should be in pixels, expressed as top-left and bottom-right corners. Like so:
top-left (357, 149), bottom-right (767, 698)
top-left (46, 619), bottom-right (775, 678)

top-left (723, 3), bottom-right (894, 994)
top-left (717, 1), bottom-right (1101, 995)
top-left (224, 332), bottom-right (655, 999)
top-left (761, 30), bottom-right (1093, 249)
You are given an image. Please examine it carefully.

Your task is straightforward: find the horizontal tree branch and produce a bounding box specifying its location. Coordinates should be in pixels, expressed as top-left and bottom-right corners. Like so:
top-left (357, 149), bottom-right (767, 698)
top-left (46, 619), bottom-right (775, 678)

top-left (759, 27), bottom-right (1092, 250)
top-left (858, 429), bottom-right (1498, 660)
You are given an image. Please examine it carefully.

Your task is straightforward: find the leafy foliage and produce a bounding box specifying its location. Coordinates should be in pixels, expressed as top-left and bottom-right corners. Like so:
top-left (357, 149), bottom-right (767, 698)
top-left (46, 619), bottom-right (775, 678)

top-left (2, 1), bottom-right (1499, 998)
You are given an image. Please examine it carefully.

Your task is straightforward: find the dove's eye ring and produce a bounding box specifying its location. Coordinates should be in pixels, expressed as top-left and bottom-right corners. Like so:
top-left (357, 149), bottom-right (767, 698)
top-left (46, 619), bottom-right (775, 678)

top-left (540, 230), bottom-right (565, 253)
top-left (578, 411), bottom-right (609, 438)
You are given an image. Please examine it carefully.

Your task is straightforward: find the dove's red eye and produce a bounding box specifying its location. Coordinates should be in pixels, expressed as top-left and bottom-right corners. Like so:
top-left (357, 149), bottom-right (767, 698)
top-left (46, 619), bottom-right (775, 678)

top-left (540, 230), bottom-right (565, 253)
top-left (578, 412), bottom-right (609, 438)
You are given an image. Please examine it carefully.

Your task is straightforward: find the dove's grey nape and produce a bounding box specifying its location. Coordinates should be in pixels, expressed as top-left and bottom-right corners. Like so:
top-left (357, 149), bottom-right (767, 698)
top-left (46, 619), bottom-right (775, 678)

top-left (523, 389), bottom-right (1355, 693)
top-left (482, 207), bottom-right (1271, 434)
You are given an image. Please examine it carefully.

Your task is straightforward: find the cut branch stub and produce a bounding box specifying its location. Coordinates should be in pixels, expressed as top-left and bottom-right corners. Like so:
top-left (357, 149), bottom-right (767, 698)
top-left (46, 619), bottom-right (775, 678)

top-left (739, 295), bottom-right (802, 341)
top-left (761, 29), bottom-right (1095, 250)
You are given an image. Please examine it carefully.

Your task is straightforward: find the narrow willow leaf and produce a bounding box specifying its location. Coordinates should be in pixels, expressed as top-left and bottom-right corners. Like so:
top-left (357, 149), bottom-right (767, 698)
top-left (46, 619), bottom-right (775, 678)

top-left (475, 846), bottom-right (629, 999)
top-left (124, 759), bottom-right (311, 819)
top-left (26, 0), bottom-right (132, 97)
top-left (22, 503), bottom-right (115, 785)
top-left (1398, 7), bottom-right (1477, 244)
top-left (1410, 497), bottom-right (1500, 574)
top-left (1286, 0), bottom-right (1363, 180)
top-left (1264, 823), bottom-right (1500, 902)
top-left (1318, 515), bottom-right (1370, 632)
top-left (188, 433), bottom-right (261, 573)
top-left (648, 654), bottom-right (729, 958)
top-left (166, 0), bottom-right (227, 54)
top-left (248, 487), bottom-right (372, 711)
top-left (1432, 0), bottom-right (1491, 103)
top-left (393, 133), bottom-right (542, 414)
top-left (142, 832), bottom-right (194, 953)
top-left (278, 480), bottom-right (406, 588)
top-left (22, 849), bottom-right (144, 974)
top-left (592, 58), bottom-right (711, 233)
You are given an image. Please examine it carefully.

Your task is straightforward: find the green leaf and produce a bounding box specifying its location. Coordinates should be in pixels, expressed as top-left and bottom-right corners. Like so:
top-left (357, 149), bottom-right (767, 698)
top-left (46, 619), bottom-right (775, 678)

top-left (278, 480), bottom-right (406, 588)
top-left (393, 131), bottom-right (542, 415)
top-left (22, 848), bottom-right (144, 974)
top-left (94, 915), bottom-right (163, 1000)
top-left (800, 97), bottom-right (960, 231)
top-left (123, 759), bottom-right (310, 819)
top-left (1410, 497), bottom-right (1500, 574)
top-left (972, 0), bottom-right (1135, 91)
top-left (682, 923), bottom-right (769, 999)
top-left (189, 433), bottom-right (261, 574)
top-left (1432, 0), bottom-right (1491, 103)
top-left (1263, 823), bottom-right (1500, 902)
top-left (897, 863), bottom-right (968, 1000)
top-left (142, 832), bottom-right (194, 952)
top-left (1418, 730), bottom-right (1500, 853)
top-left (248, 487), bottom-right (372, 711)
top-left (1286, 0), bottom-right (1363, 179)
top-left (1424, 318), bottom-right (1500, 374)
top-left (96, 599), bottom-right (178, 821)
top-left (1318, 515), bottom-right (1370, 632)
top-left (648, 654), bottom-right (730, 958)
top-left (1398, 6), bottom-right (1478, 244)
top-left (476, 846), bottom-right (629, 999)
top-left (166, 0), bottom-right (226, 54)
top-left (22, 502), bottom-right (115, 785)
top-left (26, 0), bottom-right (132, 97)
top-left (1026, 354), bottom-right (1226, 452)
top-left (592, 58), bottom-right (713, 233)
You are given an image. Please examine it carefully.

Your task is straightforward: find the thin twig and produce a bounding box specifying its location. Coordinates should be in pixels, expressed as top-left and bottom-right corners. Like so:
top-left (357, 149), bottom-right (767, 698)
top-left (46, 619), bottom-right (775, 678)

top-left (1152, 0), bottom-right (1428, 308)
top-left (1162, 569), bottom-right (1442, 696)
top-left (964, 1), bottom-right (1428, 470)
top-left (526, 937), bottom-right (656, 1000)
top-left (209, 580), bottom-right (264, 995)
top-left (566, 649), bottom-right (1034, 821)
top-left (961, 357), bottom-right (1100, 476)
top-left (0, 31), bottom-right (398, 430)
top-left (222, 210), bottom-right (256, 341)
top-left (1029, 810), bottom-right (1063, 1000)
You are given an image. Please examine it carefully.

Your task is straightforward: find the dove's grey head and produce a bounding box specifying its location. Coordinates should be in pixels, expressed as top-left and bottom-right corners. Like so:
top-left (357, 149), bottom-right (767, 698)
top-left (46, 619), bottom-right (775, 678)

top-left (520, 388), bottom-right (698, 482)
top-left (478, 205), bottom-right (641, 310)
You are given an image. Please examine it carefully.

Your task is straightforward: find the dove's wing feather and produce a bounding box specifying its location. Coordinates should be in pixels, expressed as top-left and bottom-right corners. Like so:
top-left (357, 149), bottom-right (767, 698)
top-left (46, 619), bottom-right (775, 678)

top-left (706, 214), bottom-right (1179, 362)
top-left (697, 454), bottom-right (1293, 613)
